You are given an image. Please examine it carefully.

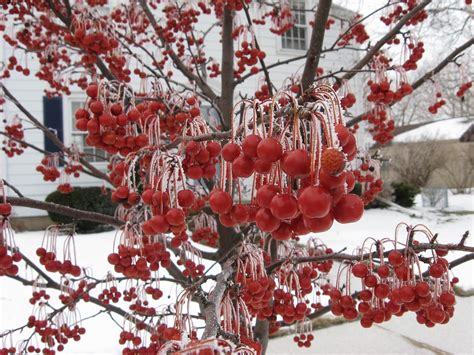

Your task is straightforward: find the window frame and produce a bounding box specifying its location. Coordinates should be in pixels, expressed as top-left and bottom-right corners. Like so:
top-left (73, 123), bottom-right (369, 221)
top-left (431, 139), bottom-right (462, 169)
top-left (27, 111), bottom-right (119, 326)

top-left (278, 0), bottom-right (309, 54)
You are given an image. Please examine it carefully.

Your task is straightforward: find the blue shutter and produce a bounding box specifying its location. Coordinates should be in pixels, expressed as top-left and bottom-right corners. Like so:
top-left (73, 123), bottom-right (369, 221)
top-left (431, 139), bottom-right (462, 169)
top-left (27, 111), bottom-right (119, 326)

top-left (43, 96), bottom-right (64, 152)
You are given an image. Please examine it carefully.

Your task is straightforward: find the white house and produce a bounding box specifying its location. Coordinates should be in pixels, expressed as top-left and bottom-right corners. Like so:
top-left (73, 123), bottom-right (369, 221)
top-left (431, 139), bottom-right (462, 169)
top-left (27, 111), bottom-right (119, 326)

top-left (0, 1), bottom-right (363, 225)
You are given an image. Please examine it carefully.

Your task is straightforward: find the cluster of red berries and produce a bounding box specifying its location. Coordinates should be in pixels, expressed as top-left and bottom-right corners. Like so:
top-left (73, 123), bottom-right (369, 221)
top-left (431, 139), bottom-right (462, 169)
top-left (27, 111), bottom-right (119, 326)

top-left (29, 289), bottom-right (50, 305)
top-left (428, 92), bottom-right (446, 114)
top-left (26, 314), bottom-right (86, 354)
top-left (255, 83), bottom-right (271, 101)
top-left (120, 323), bottom-right (182, 353)
top-left (211, 123), bottom-right (361, 237)
top-left (235, 40), bottom-right (266, 78)
top-left (64, 162), bottom-right (83, 178)
top-left (213, 0), bottom-right (251, 17)
top-left (268, 5), bottom-right (293, 35)
top-left (57, 183), bottom-right (73, 194)
top-left (293, 333), bottom-right (314, 348)
top-left (366, 80), bottom-right (413, 105)
top-left (380, 0), bottom-right (428, 26)
top-left (75, 84), bottom-right (149, 156)
top-left (380, 5), bottom-right (405, 26)
top-left (2, 119), bottom-right (26, 157)
top-left (327, 242), bottom-right (457, 329)
top-left (140, 191), bottom-right (189, 238)
top-left (98, 286), bottom-right (122, 304)
top-left (273, 291), bottom-right (310, 324)
top-left (456, 81), bottom-right (472, 98)
top-left (206, 60), bottom-right (221, 78)
top-left (107, 242), bottom-right (172, 280)
top-left (0, 346), bottom-right (16, 355)
top-left (35, 248), bottom-right (81, 277)
top-left (183, 140), bottom-right (220, 180)
top-left (65, 25), bottom-right (119, 56)
top-left (129, 298), bottom-right (156, 317)
top-left (36, 156), bottom-right (60, 182)
top-left (191, 227), bottom-right (219, 247)
top-left (402, 41), bottom-right (425, 71)
top-left (325, 18), bottom-right (335, 29)
top-left (362, 108), bottom-right (395, 145)
top-left (240, 276), bottom-right (276, 319)
top-left (4, 55), bottom-right (30, 76)
top-left (177, 258), bottom-right (205, 279)
top-left (338, 23), bottom-right (369, 46)
top-left (108, 160), bottom-right (128, 187)
top-left (111, 185), bottom-right (140, 206)
top-left (0, 244), bottom-right (21, 277)
top-left (144, 285), bottom-right (163, 300)
top-left (353, 164), bottom-right (384, 205)
top-left (123, 287), bottom-right (138, 302)
top-left (340, 93), bottom-right (356, 109)
top-left (58, 280), bottom-right (91, 305)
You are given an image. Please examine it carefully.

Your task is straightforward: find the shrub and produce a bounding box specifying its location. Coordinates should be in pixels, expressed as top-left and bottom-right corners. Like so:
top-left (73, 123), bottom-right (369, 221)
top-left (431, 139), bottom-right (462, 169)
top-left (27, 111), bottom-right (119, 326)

top-left (45, 187), bottom-right (116, 233)
top-left (391, 182), bottom-right (420, 208)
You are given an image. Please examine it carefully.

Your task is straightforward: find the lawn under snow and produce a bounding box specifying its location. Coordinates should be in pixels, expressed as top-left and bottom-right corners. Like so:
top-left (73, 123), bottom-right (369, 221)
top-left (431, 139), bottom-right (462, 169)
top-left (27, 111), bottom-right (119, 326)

top-left (0, 192), bottom-right (473, 354)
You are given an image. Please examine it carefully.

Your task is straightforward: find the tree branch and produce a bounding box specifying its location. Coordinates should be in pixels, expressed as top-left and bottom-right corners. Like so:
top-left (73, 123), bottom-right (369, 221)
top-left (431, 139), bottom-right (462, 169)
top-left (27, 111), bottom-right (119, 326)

top-left (220, 7), bottom-right (235, 130)
top-left (201, 263), bottom-right (233, 338)
top-left (301, 0), bottom-right (332, 91)
top-left (7, 196), bottom-right (123, 227)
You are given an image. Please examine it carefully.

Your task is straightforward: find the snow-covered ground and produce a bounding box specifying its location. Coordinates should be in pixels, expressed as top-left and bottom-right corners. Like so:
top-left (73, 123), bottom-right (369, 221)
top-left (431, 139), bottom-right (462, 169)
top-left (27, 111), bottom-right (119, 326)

top-left (0, 193), bottom-right (473, 354)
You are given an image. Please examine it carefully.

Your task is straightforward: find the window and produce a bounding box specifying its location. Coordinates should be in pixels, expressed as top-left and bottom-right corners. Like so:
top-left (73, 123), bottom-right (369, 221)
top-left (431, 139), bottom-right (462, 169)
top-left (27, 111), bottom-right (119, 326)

top-left (70, 100), bottom-right (108, 163)
top-left (281, 0), bottom-right (307, 51)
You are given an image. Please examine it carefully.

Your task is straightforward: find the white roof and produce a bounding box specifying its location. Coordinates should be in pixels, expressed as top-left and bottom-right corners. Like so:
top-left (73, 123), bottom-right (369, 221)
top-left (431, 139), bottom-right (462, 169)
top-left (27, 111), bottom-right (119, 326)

top-left (393, 117), bottom-right (473, 143)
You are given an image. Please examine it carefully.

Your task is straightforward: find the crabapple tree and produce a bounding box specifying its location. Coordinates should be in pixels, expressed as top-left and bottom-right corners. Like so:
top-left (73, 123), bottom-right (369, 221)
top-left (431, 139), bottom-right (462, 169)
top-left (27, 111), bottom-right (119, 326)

top-left (0, 0), bottom-right (473, 354)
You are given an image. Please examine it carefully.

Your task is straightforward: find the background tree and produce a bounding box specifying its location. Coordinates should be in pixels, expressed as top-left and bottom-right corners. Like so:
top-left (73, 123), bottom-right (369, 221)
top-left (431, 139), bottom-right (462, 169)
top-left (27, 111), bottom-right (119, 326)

top-left (0, 0), bottom-right (473, 354)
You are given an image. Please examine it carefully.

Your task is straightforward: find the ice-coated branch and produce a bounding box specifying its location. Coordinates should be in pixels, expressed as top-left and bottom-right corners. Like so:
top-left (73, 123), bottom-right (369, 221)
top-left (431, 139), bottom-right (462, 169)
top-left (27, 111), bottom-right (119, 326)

top-left (201, 263), bottom-right (233, 339)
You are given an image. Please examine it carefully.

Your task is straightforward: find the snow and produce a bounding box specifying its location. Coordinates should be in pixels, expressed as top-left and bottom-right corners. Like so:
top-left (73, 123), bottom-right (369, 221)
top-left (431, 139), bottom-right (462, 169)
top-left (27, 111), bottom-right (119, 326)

top-left (1, 193), bottom-right (473, 354)
top-left (392, 117), bottom-right (473, 143)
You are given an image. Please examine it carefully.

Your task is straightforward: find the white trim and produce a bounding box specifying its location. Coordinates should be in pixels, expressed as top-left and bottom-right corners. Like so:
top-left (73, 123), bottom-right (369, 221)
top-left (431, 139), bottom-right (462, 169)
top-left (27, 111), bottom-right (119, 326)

top-left (276, 0), bottom-right (310, 55)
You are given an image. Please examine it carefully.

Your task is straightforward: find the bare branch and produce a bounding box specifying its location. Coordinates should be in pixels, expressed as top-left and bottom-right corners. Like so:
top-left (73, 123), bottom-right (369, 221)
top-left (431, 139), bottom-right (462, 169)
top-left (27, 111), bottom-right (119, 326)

top-left (7, 196), bottom-right (123, 227)
top-left (301, 0), bottom-right (332, 91)
top-left (220, 7), bottom-right (235, 130)
top-left (201, 263), bottom-right (233, 339)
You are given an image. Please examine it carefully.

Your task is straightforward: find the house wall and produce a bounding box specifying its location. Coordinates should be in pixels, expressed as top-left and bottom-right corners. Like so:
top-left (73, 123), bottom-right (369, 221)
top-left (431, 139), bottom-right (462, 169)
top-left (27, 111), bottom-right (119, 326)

top-left (1, 2), bottom-right (364, 218)
top-left (380, 141), bottom-right (474, 190)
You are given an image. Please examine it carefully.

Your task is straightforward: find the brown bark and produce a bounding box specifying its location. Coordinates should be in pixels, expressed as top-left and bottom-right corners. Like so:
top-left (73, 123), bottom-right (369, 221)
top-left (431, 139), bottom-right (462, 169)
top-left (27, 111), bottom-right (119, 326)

top-left (301, 0), bottom-right (333, 91)
top-left (220, 7), bottom-right (235, 130)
